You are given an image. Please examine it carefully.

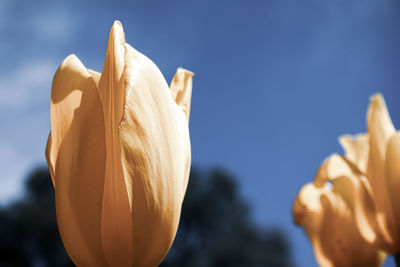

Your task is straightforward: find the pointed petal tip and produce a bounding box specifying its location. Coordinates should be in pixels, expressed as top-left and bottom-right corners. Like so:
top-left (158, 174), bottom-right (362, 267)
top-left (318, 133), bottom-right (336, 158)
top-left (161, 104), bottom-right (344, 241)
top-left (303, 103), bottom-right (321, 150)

top-left (170, 67), bottom-right (194, 122)
top-left (109, 20), bottom-right (125, 42)
top-left (367, 91), bottom-right (395, 149)
top-left (320, 153), bottom-right (341, 164)
top-left (314, 153), bottom-right (344, 187)
top-left (60, 54), bottom-right (80, 67)
top-left (55, 54), bottom-right (91, 80)
top-left (338, 134), bottom-right (351, 145)
top-left (338, 134), bottom-right (351, 154)
top-left (58, 54), bottom-right (92, 76)
top-left (104, 20), bottom-right (126, 67)
top-left (177, 67), bottom-right (194, 76)
top-left (64, 54), bottom-right (78, 61)
top-left (338, 133), bottom-right (369, 173)
top-left (113, 20), bottom-right (122, 27)
top-left (369, 93), bottom-right (384, 104)
top-left (111, 20), bottom-right (124, 33)
top-left (368, 93), bottom-right (386, 112)
top-left (368, 93), bottom-right (390, 118)
top-left (338, 133), bottom-right (367, 147)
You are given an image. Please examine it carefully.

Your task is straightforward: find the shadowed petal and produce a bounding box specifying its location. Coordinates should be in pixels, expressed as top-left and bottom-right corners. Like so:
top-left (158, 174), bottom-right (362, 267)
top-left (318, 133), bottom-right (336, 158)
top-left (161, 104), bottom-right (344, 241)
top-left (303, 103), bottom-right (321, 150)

top-left (314, 154), bottom-right (356, 188)
top-left (386, 132), bottom-right (400, 251)
top-left (46, 55), bottom-right (107, 266)
top-left (293, 183), bottom-right (385, 267)
top-left (315, 153), bottom-right (395, 252)
top-left (339, 134), bottom-right (369, 174)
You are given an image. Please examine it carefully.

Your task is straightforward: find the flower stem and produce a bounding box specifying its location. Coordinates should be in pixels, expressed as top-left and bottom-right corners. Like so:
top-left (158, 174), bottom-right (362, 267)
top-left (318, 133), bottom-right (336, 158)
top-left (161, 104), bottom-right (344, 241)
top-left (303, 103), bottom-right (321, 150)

top-left (395, 253), bottom-right (400, 267)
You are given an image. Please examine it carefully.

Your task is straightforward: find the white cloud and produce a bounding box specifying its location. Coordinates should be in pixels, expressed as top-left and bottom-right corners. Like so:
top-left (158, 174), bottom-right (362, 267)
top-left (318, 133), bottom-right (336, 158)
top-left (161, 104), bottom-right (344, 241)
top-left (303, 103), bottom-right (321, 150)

top-left (32, 10), bottom-right (78, 41)
top-left (0, 60), bottom-right (57, 109)
top-left (0, 106), bottom-right (50, 204)
top-left (0, 58), bottom-right (55, 204)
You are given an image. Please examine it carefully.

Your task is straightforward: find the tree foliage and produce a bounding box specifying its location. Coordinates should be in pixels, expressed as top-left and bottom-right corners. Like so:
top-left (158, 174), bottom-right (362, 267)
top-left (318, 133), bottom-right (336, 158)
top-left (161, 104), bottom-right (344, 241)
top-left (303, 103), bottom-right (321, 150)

top-left (161, 168), bottom-right (293, 267)
top-left (0, 167), bottom-right (293, 267)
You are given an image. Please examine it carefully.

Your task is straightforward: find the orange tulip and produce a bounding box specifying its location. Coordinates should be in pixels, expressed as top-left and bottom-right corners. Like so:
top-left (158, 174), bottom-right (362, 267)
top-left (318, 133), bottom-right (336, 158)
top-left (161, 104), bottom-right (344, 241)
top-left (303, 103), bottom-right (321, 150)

top-left (293, 179), bottom-right (385, 267)
top-left (46, 21), bottom-right (193, 267)
top-left (316, 94), bottom-right (400, 254)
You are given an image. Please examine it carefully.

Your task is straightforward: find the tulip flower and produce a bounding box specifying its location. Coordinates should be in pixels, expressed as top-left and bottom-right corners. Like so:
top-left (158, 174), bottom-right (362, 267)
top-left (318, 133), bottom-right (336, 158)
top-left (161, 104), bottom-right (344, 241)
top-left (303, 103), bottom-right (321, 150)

top-left (313, 94), bottom-right (400, 257)
top-left (45, 21), bottom-right (193, 267)
top-left (293, 174), bottom-right (385, 266)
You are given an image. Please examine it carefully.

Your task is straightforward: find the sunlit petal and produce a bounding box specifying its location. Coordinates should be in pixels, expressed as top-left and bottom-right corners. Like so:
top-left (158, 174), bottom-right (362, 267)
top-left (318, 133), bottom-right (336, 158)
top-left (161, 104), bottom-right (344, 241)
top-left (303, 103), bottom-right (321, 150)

top-left (366, 94), bottom-right (397, 249)
top-left (339, 133), bottom-right (369, 174)
top-left (117, 41), bottom-right (192, 266)
top-left (97, 21), bottom-right (134, 267)
top-left (170, 67), bottom-right (194, 122)
top-left (46, 55), bottom-right (107, 266)
top-left (386, 132), bottom-right (400, 250)
top-left (293, 183), bottom-right (385, 267)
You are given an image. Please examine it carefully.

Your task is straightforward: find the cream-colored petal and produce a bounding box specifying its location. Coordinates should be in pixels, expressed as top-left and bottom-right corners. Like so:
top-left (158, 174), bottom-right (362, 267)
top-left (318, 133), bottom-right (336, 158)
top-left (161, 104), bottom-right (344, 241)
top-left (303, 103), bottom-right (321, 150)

top-left (169, 67), bottom-right (194, 122)
top-left (314, 154), bottom-right (355, 189)
top-left (314, 153), bottom-right (396, 252)
top-left (367, 94), bottom-right (395, 164)
top-left (293, 183), bottom-right (324, 225)
top-left (293, 183), bottom-right (385, 267)
top-left (47, 55), bottom-right (107, 266)
top-left (97, 21), bottom-right (134, 267)
top-left (87, 69), bottom-right (101, 86)
top-left (366, 94), bottom-right (397, 249)
top-left (318, 193), bottom-right (386, 267)
top-left (339, 133), bottom-right (369, 174)
top-left (386, 131), bottom-right (400, 252)
top-left (118, 41), bottom-right (191, 266)
top-left (314, 154), bottom-right (385, 246)
top-left (332, 175), bottom-right (384, 247)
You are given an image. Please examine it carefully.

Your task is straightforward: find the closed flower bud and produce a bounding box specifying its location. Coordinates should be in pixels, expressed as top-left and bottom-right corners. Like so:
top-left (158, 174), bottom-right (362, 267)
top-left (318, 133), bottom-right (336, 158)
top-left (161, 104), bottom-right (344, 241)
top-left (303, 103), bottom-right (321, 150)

top-left (46, 21), bottom-right (193, 267)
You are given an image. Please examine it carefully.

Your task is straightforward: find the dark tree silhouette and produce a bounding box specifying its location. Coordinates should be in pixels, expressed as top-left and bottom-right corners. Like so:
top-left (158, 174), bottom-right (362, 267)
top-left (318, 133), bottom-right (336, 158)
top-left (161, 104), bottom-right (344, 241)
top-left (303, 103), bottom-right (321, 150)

top-left (0, 168), bottom-right (73, 267)
top-left (0, 166), bottom-right (293, 267)
top-left (161, 168), bottom-right (293, 267)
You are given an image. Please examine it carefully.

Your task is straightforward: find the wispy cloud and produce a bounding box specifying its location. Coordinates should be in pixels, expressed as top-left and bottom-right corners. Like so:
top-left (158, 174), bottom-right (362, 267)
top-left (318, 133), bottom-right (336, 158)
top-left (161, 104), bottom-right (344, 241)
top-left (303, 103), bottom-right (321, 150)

top-left (0, 60), bottom-right (57, 109)
top-left (31, 10), bottom-right (78, 41)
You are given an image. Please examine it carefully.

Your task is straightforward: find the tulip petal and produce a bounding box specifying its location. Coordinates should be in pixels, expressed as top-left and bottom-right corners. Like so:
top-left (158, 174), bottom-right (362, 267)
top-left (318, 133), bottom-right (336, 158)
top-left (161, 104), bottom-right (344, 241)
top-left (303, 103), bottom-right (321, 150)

top-left (46, 55), bottom-right (107, 266)
top-left (366, 94), bottom-right (397, 248)
top-left (332, 175), bottom-right (383, 247)
top-left (339, 134), bottom-right (369, 174)
top-left (386, 132), bottom-right (400, 249)
top-left (314, 153), bottom-right (396, 252)
top-left (117, 41), bottom-right (191, 266)
top-left (87, 69), bottom-right (101, 86)
top-left (293, 183), bottom-right (385, 267)
top-left (314, 154), bottom-right (356, 189)
top-left (318, 192), bottom-right (385, 267)
top-left (97, 21), bottom-right (134, 267)
top-left (170, 68), bottom-right (194, 122)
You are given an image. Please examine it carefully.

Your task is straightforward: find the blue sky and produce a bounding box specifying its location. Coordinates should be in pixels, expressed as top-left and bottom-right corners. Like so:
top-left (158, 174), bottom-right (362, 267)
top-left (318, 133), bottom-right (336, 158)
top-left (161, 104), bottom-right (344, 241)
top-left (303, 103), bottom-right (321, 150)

top-left (1, 0), bottom-right (400, 266)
